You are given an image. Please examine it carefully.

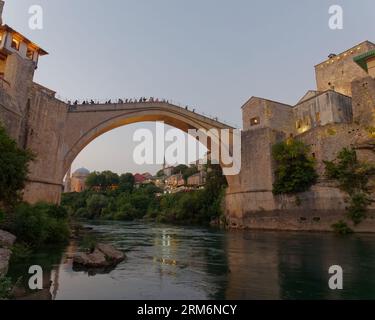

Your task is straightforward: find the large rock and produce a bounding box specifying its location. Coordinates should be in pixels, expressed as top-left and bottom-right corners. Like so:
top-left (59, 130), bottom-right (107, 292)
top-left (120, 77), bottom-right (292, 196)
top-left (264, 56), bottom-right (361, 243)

top-left (96, 243), bottom-right (125, 263)
top-left (0, 230), bottom-right (16, 248)
top-left (73, 249), bottom-right (107, 268)
top-left (73, 243), bottom-right (125, 269)
top-left (0, 248), bottom-right (11, 277)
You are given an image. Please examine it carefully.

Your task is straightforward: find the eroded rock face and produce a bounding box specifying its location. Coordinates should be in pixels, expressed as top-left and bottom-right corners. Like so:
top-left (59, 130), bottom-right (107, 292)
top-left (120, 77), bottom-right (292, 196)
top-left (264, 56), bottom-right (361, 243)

top-left (73, 243), bottom-right (125, 269)
top-left (0, 248), bottom-right (11, 277)
top-left (0, 230), bottom-right (16, 248)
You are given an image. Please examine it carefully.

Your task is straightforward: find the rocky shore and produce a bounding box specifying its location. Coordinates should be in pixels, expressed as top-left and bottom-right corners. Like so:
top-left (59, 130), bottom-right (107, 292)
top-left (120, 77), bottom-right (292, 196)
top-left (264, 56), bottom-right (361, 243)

top-left (0, 230), bottom-right (16, 277)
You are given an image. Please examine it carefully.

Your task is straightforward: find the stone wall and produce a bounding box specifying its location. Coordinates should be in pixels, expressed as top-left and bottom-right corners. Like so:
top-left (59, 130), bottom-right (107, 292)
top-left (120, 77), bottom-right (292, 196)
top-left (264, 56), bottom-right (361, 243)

top-left (351, 76), bottom-right (375, 127)
top-left (225, 128), bottom-right (284, 221)
top-left (21, 85), bottom-right (68, 203)
top-left (225, 122), bottom-right (375, 231)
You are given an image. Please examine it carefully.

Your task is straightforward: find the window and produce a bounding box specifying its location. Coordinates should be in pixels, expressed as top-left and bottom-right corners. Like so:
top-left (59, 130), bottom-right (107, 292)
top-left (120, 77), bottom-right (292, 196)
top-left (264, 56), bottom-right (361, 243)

top-left (26, 48), bottom-right (34, 60)
top-left (296, 120), bottom-right (302, 129)
top-left (0, 33), bottom-right (3, 44)
top-left (11, 37), bottom-right (20, 51)
top-left (250, 117), bottom-right (260, 126)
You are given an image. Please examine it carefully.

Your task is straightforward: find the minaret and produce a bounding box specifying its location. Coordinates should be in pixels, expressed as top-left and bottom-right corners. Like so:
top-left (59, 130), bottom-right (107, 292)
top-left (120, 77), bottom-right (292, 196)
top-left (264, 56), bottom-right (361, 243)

top-left (0, 1), bottom-right (5, 26)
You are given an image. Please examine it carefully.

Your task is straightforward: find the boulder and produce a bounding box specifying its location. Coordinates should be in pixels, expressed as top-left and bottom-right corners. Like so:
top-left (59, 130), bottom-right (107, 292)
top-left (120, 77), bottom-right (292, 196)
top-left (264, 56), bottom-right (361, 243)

top-left (96, 243), bottom-right (125, 263)
top-left (73, 243), bottom-right (125, 269)
top-left (0, 230), bottom-right (16, 248)
top-left (0, 248), bottom-right (11, 277)
top-left (73, 249), bottom-right (107, 268)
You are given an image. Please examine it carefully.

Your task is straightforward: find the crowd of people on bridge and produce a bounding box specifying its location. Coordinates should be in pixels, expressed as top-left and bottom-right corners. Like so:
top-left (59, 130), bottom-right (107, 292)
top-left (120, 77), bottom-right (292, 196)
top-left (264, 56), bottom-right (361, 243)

top-left (68, 97), bottom-right (171, 106)
top-left (67, 97), bottom-right (198, 114)
top-left (64, 97), bottom-right (232, 124)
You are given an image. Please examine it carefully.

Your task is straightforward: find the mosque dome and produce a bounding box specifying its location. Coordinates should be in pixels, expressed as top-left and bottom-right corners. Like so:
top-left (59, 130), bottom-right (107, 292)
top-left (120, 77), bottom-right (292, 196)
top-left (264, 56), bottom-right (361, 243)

top-left (72, 167), bottom-right (90, 177)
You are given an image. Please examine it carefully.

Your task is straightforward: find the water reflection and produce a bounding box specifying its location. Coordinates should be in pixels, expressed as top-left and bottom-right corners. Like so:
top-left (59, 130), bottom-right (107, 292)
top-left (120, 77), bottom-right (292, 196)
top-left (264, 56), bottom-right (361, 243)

top-left (7, 221), bottom-right (375, 300)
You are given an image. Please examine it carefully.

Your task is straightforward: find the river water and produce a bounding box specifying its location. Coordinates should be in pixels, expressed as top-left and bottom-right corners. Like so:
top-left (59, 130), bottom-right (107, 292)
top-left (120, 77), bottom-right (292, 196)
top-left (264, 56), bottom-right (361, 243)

top-left (7, 220), bottom-right (375, 299)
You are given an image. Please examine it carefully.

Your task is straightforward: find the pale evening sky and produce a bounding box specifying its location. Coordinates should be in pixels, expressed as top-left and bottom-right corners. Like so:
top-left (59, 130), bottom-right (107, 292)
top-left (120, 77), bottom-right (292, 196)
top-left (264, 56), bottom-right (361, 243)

top-left (4, 0), bottom-right (375, 175)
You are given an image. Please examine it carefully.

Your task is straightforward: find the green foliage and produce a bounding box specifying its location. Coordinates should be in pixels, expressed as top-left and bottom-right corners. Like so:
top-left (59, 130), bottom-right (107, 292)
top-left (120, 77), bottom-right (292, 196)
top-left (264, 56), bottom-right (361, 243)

top-left (347, 193), bottom-right (371, 226)
top-left (157, 164), bottom-right (227, 224)
top-left (86, 194), bottom-right (109, 218)
top-left (0, 277), bottom-right (12, 300)
top-left (324, 148), bottom-right (374, 194)
top-left (119, 173), bottom-right (135, 192)
top-left (81, 234), bottom-right (97, 253)
top-left (0, 208), bottom-right (4, 223)
top-left (0, 124), bottom-right (34, 207)
top-left (63, 164), bottom-right (227, 225)
top-left (172, 164), bottom-right (189, 175)
top-left (325, 148), bottom-right (375, 226)
top-left (331, 220), bottom-right (354, 235)
top-left (86, 171), bottom-right (120, 191)
top-left (156, 169), bottom-right (165, 177)
top-left (272, 140), bottom-right (318, 195)
top-left (11, 243), bottom-right (32, 261)
top-left (7, 202), bottom-right (70, 248)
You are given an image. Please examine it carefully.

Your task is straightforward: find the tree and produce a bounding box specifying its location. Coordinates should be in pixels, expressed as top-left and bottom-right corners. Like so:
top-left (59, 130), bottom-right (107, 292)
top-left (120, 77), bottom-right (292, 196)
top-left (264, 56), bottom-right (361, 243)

top-left (272, 140), bottom-right (318, 195)
top-left (86, 171), bottom-right (120, 191)
top-left (86, 194), bottom-right (108, 218)
top-left (172, 164), bottom-right (189, 175)
top-left (0, 124), bottom-right (34, 207)
top-left (119, 173), bottom-right (135, 192)
top-left (156, 169), bottom-right (165, 177)
top-left (102, 170), bottom-right (119, 188)
top-left (85, 172), bottom-right (101, 189)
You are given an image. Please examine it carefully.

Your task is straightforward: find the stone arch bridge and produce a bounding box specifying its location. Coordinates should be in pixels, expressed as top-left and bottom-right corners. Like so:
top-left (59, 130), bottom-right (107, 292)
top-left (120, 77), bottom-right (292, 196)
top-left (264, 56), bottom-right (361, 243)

top-left (21, 98), bottom-right (236, 204)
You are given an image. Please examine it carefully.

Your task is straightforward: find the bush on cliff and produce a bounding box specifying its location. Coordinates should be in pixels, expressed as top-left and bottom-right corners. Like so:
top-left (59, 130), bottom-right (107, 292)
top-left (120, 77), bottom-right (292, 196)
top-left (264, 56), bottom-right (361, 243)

top-left (325, 148), bottom-right (375, 226)
top-left (0, 124), bottom-right (34, 207)
top-left (272, 139), bottom-right (318, 195)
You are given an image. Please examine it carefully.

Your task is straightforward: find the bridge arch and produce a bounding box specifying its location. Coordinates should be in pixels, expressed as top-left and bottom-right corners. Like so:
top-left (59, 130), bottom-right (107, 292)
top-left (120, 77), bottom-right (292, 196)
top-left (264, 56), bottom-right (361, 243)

top-left (62, 102), bottom-right (234, 182)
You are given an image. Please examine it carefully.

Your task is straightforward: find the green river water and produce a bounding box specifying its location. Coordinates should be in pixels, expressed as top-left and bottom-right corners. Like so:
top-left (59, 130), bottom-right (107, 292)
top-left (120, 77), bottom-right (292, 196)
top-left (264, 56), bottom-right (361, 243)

top-left (7, 220), bottom-right (375, 299)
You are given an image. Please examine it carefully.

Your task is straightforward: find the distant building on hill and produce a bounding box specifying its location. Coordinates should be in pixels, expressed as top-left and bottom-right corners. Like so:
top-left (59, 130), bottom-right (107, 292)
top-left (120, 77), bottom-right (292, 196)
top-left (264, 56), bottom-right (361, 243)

top-left (70, 167), bottom-right (90, 192)
top-left (187, 171), bottom-right (207, 187)
top-left (165, 173), bottom-right (185, 189)
top-left (134, 173), bottom-right (146, 184)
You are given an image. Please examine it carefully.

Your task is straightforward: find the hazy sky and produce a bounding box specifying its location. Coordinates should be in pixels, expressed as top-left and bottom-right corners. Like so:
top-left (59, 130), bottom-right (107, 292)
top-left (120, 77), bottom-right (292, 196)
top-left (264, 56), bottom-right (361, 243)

top-left (4, 0), bottom-right (375, 174)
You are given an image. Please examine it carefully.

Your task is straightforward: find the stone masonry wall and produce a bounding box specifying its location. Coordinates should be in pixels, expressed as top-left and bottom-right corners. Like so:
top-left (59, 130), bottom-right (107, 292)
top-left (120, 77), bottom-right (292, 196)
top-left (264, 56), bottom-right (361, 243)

top-left (225, 122), bottom-right (375, 231)
top-left (22, 85), bottom-right (68, 204)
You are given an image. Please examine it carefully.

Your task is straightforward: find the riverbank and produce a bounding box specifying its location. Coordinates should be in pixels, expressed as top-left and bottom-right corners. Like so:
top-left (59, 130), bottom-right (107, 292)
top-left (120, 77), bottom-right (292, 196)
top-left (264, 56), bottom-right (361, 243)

top-left (0, 230), bottom-right (16, 277)
top-left (226, 209), bottom-right (375, 232)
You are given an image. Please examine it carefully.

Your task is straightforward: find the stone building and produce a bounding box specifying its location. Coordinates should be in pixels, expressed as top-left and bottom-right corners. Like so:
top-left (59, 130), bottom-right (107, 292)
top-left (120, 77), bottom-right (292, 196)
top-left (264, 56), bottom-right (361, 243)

top-left (70, 168), bottom-right (90, 193)
top-left (187, 171), bottom-right (206, 187)
top-left (165, 173), bottom-right (185, 189)
top-left (315, 41), bottom-right (375, 97)
top-left (226, 40), bottom-right (375, 232)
